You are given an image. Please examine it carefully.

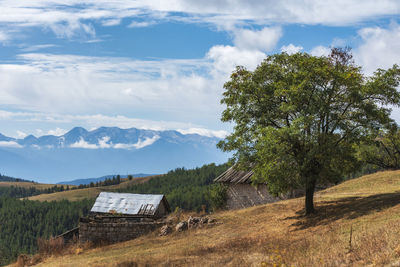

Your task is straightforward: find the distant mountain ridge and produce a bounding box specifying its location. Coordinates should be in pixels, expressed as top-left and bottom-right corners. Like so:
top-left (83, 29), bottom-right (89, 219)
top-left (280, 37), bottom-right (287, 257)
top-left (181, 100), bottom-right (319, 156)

top-left (0, 126), bottom-right (229, 183)
top-left (0, 126), bottom-right (219, 149)
top-left (58, 173), bottom-right (156, 185)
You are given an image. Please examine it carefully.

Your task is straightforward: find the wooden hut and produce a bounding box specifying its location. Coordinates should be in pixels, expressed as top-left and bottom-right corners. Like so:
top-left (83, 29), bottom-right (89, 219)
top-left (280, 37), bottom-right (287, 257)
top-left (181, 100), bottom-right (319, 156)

top-left (214, 166), bottom-right (300, 210)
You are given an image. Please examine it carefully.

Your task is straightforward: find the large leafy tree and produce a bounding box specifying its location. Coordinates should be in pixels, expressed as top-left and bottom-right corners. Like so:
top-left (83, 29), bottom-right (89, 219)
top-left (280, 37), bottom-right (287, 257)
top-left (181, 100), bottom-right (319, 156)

top-left (218, 48), bottom-right (400, 214)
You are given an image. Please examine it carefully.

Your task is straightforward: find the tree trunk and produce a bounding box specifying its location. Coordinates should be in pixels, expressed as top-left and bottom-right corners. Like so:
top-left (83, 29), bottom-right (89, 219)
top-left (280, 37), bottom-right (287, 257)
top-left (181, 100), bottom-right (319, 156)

top-left (305, 178), bottom-right (316, 215)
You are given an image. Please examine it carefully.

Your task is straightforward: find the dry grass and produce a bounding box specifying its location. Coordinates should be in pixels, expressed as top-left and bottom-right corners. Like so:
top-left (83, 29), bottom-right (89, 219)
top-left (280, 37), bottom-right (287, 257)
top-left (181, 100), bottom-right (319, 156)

top-left (12, 170), bottom-right (400, 266)
top-left (27, 175), bottom-right (161, 202)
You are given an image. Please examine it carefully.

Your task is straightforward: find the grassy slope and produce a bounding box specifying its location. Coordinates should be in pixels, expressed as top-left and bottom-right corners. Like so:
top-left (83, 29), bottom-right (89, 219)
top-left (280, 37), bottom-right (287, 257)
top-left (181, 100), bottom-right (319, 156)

top-left (27, 176), bottom-right (161, 202)
top-left (25, 171), bottom-right (400, 266)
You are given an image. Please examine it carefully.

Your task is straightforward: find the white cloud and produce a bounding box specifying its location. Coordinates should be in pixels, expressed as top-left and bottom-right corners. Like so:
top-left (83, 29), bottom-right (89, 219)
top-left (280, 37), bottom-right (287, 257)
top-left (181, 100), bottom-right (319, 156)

top-left (310, 45), bottom-right (331, 57)
top-left (114, 135), bottom-right (160, 149)
top-left (69, 135), bottom-right (160, 149)
top-left (233, 27), bottom-right (282, 52)
top-left (102, 18), bottom-right (121, 27)
top-left (122, 88), bottom-right (134, 96)
top-left (20, 44), bottom-right (57, 52)
top-left (0, 0), bottom-right (397, 42)
top-left (280, 44), bottom-right (303, 55)
top-left (70, 138), bottom-right (99, 149)
top-left (16, 130), bottom-right (27, 138)
top-left (128, 21), bottom-right (157, 28)
top-left (0, 53), bottom-right (215, 117)
top-left (47, 127), bottom-right (67, 136)
top-left (177, 128), bottom-right (227, 138)
top-left (132, 135), bottom-right (160, 149)
top-left (0, 141), bottom-right (23, 148)
top-left (355, 23), bottom-right (400, 74)
top-left (98, 136), bottom-right (112, 148)
top-left (0, 31), bottom-right (9, 44)
top-left (207, 45), bottom-right (266, 74)
top-left (49, 21), bottom-right (96, 39)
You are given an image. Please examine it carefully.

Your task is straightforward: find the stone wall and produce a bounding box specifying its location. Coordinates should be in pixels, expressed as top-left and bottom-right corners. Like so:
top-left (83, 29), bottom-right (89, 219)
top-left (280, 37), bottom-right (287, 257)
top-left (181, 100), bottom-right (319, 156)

top-left (225, 184), bottom-right (303, 210)
top-left (79, 216), bottom-right (164, 244)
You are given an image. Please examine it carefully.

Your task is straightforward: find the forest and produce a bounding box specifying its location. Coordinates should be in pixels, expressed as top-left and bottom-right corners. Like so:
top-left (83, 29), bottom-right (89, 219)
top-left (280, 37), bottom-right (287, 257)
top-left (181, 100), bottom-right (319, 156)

top-left (119, 163), bottom-right (229, 211)
top-left (0, 197), bottom-right (93, 265)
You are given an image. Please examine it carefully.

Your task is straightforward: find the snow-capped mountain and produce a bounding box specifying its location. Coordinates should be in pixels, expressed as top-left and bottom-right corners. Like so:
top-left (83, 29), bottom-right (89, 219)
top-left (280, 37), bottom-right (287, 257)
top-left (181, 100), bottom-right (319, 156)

top-left (0, 127), bottom-right (229, 183)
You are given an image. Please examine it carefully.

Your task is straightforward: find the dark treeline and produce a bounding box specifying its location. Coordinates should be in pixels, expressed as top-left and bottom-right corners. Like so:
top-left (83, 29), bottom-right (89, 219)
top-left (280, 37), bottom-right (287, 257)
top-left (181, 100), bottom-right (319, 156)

top-left (85, 175), bottom-right (122, 188)
top-left (0, 197), bottom-right (94, 265)
top-left (0, 185), bottom-right (71, 198)
top-left (119, 163), bottom-right (228, 211)
top-left (0, 174), bottom-right (31, 183)
top-left (75, 175), bottom-right (123, 189)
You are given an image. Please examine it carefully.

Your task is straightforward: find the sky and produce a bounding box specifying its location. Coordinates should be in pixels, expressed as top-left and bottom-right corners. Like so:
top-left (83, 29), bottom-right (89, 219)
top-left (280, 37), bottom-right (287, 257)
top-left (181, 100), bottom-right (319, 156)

top-left (1, 0), bottom-right (400, 139)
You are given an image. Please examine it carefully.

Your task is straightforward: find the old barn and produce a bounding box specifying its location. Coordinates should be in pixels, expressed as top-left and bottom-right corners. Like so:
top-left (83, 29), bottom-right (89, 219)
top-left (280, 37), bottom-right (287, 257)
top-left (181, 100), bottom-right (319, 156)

top-left (214, 166), bottom-right (301, 210)
top-left (79, 192), bottom-right (170, 243)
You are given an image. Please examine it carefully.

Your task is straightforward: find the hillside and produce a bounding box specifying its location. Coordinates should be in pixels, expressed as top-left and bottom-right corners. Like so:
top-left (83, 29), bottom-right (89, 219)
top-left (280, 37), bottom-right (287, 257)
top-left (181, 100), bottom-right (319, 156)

top-left (27, 176), bottom-right (159, 202)
top-left (31, 170), bottom-right (400, 266)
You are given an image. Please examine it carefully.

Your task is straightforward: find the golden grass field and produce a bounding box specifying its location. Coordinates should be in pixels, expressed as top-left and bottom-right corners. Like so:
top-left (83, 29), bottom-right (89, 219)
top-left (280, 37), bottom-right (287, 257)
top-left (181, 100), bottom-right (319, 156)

top-left (27, 175), bottom-right (161, 202)
top-left (13, 170), bottom-right (400, 266)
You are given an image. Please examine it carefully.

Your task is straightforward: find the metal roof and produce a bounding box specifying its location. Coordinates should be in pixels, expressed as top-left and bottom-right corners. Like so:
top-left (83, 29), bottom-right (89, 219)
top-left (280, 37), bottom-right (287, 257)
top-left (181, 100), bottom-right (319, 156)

top-left (90, 192), bottom-right (166, 216)
top-left (214, 166), bottom-right (254, 184)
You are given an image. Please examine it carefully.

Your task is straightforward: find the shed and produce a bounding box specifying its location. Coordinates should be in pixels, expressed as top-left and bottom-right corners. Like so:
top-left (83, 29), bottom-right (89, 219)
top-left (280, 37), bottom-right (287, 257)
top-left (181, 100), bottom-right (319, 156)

top-left (90, 192), bottom-right (171, 218)
top-left (79, 192), bottom-right (170, 244)
top-left (214, 166), bottom-right (300, 210)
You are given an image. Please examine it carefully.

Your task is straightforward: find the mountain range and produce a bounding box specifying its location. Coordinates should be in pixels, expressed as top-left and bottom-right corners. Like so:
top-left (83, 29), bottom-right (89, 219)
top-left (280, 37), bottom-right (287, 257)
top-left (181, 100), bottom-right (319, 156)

top-left (0, 127), bottom-right (229, 183)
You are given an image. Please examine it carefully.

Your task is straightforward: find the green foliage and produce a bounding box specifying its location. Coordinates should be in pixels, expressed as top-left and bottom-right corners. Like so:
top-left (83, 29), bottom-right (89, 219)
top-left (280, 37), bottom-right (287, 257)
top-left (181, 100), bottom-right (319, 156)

top-left (359, 126), bottom-right (400, 169)
top-left (0, 197), bottom-right (93, 265)
top-left (119, 163), bottom-right (228, 211)
top-left (218, 48), bottom-right (400, 214)
top-left (0, 185), bottom-right (70, 198)
top-left (208, 183), bottom-right (228, 211)
top-left (77, 176), bottom-right (122, 189)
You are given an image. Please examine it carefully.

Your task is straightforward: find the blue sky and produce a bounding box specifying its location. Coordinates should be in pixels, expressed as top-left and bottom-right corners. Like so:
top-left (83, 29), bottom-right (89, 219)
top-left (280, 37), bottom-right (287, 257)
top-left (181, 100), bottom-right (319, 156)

top-left (1, 1), bottom-right (400, 139)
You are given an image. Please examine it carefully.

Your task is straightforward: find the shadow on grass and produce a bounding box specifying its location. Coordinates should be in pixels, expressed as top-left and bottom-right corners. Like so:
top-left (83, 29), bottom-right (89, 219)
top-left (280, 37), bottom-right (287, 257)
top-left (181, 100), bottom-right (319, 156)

top-left (287, 191), bottom-right (400, 230)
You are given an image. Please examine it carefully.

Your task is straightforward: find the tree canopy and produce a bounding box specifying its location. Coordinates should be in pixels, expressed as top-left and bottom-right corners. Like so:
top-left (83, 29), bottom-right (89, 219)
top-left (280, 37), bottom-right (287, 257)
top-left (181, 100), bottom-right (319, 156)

top-left (359, 125), bottom-right (400, 170)
top-left (218, 48), bottom-right (400, 214)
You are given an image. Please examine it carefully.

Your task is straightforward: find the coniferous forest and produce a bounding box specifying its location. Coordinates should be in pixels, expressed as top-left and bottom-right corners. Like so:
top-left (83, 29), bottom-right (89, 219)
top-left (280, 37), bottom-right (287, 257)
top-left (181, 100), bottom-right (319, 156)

top-left (0, 198), bottom-right (93, 265)
top-left (119, 163), bottom-right (229, 211)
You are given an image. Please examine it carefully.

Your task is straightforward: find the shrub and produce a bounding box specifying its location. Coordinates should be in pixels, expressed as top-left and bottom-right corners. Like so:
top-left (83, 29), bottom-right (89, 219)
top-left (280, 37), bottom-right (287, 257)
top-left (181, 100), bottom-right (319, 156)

top-left (208, 183), bottom-right (228, 211)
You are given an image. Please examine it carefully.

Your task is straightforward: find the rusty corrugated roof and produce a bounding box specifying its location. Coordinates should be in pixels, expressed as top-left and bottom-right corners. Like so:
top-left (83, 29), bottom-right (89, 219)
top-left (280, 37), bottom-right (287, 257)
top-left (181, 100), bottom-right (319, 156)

top-left (213, 166), bottom-right (254, 184)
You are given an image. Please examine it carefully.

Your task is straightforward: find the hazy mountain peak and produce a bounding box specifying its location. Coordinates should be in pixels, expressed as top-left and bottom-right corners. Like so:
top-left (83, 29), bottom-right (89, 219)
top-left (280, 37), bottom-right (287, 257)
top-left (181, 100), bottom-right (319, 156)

top-left (0, 126), bottom-right (229, 181)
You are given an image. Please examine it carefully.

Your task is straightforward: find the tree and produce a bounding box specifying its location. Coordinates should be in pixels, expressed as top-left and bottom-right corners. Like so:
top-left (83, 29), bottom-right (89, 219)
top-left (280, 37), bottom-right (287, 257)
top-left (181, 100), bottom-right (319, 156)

top-left (218, 48), bottom-right (400, 214)
top-left (359, 125), bottom-right (400, 169)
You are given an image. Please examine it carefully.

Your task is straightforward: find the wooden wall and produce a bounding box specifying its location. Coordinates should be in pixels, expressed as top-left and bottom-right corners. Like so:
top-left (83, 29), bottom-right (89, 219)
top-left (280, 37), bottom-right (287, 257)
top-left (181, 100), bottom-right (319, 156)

top-left (225, 184), bottom-right (302, 210)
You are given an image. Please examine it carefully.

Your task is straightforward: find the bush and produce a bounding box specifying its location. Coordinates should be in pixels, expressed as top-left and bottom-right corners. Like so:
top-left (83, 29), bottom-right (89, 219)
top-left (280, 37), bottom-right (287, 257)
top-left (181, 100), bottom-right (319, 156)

top-left (208, 183), bottom-right (228, 211)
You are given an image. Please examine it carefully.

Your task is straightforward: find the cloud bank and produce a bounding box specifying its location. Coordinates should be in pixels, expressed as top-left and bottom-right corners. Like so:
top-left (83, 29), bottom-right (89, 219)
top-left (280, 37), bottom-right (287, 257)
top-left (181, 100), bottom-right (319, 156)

top-left (69, 135), bottom-right (160, 150)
